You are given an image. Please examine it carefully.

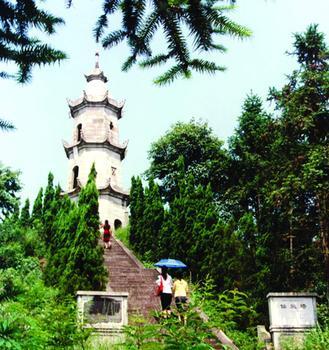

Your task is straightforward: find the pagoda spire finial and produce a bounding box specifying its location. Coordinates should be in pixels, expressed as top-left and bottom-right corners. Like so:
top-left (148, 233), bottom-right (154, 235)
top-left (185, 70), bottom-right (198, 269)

top-left (95, 51), bottom-right (100, 69)
top-left (84, 52), bottom-right (108, 83)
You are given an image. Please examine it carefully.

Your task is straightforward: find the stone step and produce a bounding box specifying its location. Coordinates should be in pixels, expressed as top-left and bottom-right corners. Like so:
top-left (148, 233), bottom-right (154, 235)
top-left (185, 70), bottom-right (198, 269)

top-left (103, 237), bottom-right (159, 318)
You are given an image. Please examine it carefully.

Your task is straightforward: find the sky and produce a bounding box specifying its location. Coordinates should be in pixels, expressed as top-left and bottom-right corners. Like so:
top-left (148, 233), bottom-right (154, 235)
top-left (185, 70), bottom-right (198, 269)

top-left (1, 0), bottom-right (329, 205)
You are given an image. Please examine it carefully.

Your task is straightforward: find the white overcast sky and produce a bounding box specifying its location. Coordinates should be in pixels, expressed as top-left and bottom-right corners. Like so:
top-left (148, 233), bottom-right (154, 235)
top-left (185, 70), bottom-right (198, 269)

top-left (0, 0), bottom-right (329, 204)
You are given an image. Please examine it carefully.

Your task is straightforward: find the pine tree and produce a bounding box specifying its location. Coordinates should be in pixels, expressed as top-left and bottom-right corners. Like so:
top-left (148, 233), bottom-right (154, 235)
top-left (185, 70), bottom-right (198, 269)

top-left (268, 24), bottom-right (329, 296)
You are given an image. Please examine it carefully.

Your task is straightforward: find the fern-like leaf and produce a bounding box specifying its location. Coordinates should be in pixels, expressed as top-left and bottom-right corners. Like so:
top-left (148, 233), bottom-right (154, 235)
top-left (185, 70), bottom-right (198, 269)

top-left (139, 54), bottom-right (170, 68)
top-left (154, 64), bottom-right (190, 86)
top-left (102, 30), bottom-right (127, 49)
top-left (0, 118), bottom-right (15, 131)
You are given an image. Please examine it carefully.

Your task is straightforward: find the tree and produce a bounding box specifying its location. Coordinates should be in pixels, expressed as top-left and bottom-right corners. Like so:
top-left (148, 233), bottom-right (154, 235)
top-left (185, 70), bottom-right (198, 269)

top-left (228, 93), bottom-right (275, 217)
top-left (138, 178), bottom-right (164, 260)
top-left (42, 172), bottom-right (56, 243)
top-left (93, 0), bottom-right (250, 85)
top-left (129, 176), bottom-right (145, 250)
top-left (59, 164), bottom-right (107, 294)
top-left (31, 187), bottom-right (43, 224)
top-left (269, 24), bottom-right (329, 297)
top-left (146, 119), bottom-right (228, 202)
top-left (43, 173), bottom-right (55, 216)
top-left (0, 163), bottom-right (21, 220)
top-left (20, 198), bottom-right (30, 227)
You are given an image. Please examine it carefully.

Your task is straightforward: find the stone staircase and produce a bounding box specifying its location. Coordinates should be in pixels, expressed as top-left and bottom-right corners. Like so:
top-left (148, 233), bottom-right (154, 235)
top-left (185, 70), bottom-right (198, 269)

top-left (102, 238), bottom-right (240, 349)
top-left (104, 237), bottom-right (160, 319)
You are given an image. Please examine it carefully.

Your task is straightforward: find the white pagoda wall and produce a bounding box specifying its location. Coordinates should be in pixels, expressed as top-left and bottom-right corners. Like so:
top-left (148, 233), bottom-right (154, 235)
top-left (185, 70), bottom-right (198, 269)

top-left (66, 148), bottom-right (122, 190)
top-left (99, 195), bottom-right (129, 229)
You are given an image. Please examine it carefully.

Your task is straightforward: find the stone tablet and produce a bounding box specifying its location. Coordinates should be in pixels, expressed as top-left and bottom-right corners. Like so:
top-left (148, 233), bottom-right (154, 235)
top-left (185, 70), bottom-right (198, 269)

top-left (268, 295), bottom-right (317, 329)
top-left (77, 291), bottom-right (128, 332)
top-left (267, 292), bottom-right (317, 350)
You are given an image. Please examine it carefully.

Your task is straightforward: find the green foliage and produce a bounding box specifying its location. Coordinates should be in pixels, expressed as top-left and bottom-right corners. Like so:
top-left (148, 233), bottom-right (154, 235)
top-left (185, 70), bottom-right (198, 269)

top-left (281, 327), bottom-right (329, 350)
top-left (129, 176), bottom-right (145, 249)
top-left (45, 165), bottom-right (107, 295)
top-left (137, 179), bottom-right (164, 260)
top-left (19, 198), bottom-right (30, 227)
top-left (0, 163), bottom-right (21, 220)
top-left (127, 25), bottom-right (329, 327)
top-left (0, 216), bottom-right (90, 349)
top-left (120, 312), bottom-right (216, 349)
top-left (93, 0), bottom-right (250, 84)
top-left (112, 283), bottom-right (258, 349)
top-left (317, 303), bottom-right (329, 328)
top-left (31, 187), bottom-right (43, 225)
top-left (0, 0), bottom-right (66, 83)
top-left (192, 278), bottom-right (258, 332)
top-left (115, 225), bottom-right (131, 248)
top-left (146, 119), bottom-right (228, 202)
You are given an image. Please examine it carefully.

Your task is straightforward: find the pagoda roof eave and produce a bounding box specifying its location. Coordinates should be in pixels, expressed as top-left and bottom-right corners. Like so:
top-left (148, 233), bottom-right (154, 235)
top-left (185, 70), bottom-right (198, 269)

top-left (84, 71), bottom-right (108, 83)
top-left (63, 137), bottom-right (128, 160)
top-left (63, 181), bottom-right (129, 203)
top-left (67, 94), bottom-right (124, 119)
top-left (98, 182), bottom-right (130, 202)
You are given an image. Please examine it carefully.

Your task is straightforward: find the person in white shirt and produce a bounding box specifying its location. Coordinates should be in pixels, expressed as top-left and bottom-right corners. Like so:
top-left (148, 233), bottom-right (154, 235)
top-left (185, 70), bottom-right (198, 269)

top-left (156, 266), bottom-right (173, 316)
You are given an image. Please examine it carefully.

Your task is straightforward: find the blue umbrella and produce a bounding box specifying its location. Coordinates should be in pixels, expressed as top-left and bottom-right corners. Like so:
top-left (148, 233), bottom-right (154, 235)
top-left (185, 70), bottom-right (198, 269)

top-left (155, 258), bottom-right (187, 268)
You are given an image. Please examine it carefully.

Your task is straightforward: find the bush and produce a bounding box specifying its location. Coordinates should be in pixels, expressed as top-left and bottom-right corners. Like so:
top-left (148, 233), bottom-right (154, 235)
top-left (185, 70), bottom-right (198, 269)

top-left (282, 327), bottom-right (329, 350)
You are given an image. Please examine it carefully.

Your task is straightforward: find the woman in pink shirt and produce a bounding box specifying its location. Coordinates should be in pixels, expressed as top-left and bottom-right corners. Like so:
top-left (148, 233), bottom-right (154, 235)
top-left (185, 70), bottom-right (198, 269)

top-left (156, 267), bottom-right (173, 316)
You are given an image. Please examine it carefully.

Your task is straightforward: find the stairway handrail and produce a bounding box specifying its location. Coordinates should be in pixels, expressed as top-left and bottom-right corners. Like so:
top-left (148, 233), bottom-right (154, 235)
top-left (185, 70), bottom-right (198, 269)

top-left (113, 237), bottom-right (145, 269)
top-left (195, 307), bottom-right (240, 350)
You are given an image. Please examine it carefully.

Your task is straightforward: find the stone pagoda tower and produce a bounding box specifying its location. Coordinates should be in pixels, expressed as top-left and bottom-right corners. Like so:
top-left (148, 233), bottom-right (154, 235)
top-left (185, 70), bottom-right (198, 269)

top-left (63, 53), bottom-right (129, 229)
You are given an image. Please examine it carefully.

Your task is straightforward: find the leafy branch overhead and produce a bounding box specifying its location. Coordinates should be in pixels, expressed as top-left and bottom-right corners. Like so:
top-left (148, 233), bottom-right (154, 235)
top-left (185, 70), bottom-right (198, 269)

top-left (0, 0), bottom-right (66, 83)
top-left (95, 0), bottom-right (251, 85)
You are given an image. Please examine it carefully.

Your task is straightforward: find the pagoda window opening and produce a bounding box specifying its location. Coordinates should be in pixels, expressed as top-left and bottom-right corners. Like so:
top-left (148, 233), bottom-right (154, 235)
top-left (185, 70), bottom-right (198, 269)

top-left (110, 122), bottom-right (114, 130)
top-left (114, 219), bottom-right (122, 230)
top-left (77, 124), bottom-right (82, 142)
top-left (72, 166), bottom-right (79, 188)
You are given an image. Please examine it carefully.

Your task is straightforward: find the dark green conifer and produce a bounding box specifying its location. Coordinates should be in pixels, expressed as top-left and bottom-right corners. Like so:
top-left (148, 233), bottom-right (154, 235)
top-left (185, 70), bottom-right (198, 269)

top-left (20, 199), bottom-right (30, 227)
top-left (31, 188), bottom-right (43, 224)
top-left (129, 176), bottom-right (145, 251)
top-left (60, 164), bottom-right (107, 294)
top-left (139, 179), bottom-right (164, 260)
top-left (43, 173), bottom-right (55, 217)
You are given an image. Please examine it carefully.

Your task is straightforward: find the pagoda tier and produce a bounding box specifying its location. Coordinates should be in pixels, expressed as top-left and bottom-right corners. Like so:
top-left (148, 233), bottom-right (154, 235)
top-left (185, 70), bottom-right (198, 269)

top-left (66, 178), bottom-right (129, 203)
top-left (62, 133), bottom-right (128, 160)
top-left (67, 91), bottom-right (125, 119)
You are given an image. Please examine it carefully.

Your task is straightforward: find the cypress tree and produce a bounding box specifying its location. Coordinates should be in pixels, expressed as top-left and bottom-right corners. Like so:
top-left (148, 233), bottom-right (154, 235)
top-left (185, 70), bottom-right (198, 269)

top-left (20, 199), bottom-right (30, 227)
top-left (44, 200), bottom-right (79, 287)
top-left (31, 187), bottom-right (43, 224)
top-left (129, 176), bottom-right (145, 251)
top-left (139, 179), bottom-right (164, 260)
top-left (59, 164), bottom-right (107, 295)
top-left (43, 173), bottom-right (55, 218)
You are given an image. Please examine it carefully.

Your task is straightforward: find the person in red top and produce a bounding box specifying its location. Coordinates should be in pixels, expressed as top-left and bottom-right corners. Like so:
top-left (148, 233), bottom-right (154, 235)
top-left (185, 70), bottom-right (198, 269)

top-left (101, 220), bottom-right (112, 249)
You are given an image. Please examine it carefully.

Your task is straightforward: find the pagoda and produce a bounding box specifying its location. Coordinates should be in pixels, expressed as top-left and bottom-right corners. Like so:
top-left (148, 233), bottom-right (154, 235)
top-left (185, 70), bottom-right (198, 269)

top-left (63, 53), bottom-right (129, 229)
